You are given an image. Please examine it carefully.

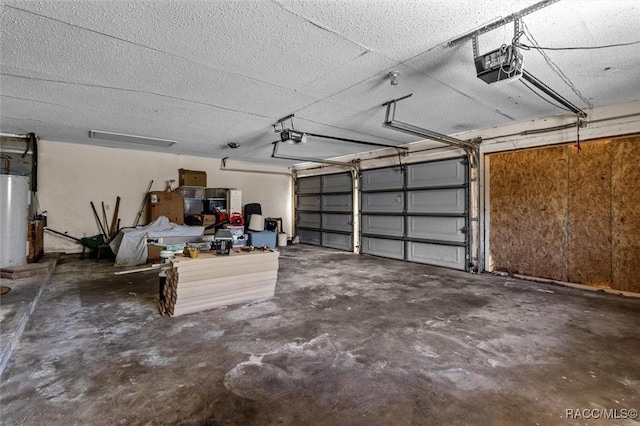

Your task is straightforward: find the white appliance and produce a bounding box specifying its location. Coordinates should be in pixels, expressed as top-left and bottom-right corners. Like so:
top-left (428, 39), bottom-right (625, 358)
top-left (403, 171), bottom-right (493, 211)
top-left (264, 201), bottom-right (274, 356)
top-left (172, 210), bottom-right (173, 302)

top-left (0, 175), bottom-right (30, 267)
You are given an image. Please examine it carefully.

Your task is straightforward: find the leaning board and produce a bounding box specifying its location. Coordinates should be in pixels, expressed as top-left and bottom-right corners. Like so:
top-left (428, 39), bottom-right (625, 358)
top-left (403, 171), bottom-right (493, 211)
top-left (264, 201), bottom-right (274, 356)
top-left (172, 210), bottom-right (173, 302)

top-left (159, 250), bottom-right (279, 317)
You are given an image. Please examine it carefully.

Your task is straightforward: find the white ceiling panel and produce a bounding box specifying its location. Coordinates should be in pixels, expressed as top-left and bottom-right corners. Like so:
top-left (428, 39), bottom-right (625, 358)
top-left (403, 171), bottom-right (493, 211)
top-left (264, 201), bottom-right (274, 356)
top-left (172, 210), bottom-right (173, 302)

top-left (2, 0), bottom-right (639, 164)
top-left (4, 0), bottom-right (368, 89)
top-left (274, 0), bottom-right (534, 60)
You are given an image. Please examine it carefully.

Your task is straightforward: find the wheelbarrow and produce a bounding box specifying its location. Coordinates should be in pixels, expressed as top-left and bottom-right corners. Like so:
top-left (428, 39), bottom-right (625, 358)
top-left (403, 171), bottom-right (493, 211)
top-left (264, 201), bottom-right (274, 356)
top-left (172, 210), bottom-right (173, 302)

top-left (44, 228), bottom-right (111, 260)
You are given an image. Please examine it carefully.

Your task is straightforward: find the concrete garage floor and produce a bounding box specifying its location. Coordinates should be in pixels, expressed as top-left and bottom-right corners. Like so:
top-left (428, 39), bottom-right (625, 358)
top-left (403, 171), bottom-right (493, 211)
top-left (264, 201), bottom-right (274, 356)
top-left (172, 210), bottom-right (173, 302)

top-left (1, 245), bottom-right (639, 425)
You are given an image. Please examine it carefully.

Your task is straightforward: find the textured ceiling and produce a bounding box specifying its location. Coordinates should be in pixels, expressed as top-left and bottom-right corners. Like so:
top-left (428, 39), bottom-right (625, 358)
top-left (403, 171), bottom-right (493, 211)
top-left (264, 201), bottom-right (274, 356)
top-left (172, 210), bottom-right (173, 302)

top-left (1, 0), bottom-right (639, 165)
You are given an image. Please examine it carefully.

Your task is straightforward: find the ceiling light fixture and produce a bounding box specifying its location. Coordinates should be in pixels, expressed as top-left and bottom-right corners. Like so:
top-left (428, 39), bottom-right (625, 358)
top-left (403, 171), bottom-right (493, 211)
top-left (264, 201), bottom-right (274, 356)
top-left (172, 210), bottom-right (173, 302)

top-left (389, 71), bottom-right (400, 86)
top-left (88, 130), bottom-right (177, 147)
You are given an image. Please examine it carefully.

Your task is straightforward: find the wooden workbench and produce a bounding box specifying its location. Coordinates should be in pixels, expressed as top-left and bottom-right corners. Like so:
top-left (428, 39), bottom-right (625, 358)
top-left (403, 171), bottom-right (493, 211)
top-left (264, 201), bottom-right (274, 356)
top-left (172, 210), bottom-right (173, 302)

top-left (159, 250), bottom-right (279, 317)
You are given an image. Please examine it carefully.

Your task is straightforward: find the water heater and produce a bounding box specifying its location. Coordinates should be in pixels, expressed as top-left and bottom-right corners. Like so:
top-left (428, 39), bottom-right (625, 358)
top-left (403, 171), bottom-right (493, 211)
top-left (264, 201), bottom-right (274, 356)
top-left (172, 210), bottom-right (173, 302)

top-left (0, 175), bottom-right (30, 267)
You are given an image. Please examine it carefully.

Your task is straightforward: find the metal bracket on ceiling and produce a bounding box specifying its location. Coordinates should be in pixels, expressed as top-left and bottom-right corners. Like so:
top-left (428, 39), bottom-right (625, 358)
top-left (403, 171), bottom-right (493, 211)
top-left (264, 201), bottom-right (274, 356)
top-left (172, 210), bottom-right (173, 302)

top-left (447, 0), bottom-right (559, 47)
top-left (273, 113), bottom-right (408, 151)
top-left (472, 17), bottom-right (520, 59)
top-left (270, 140), bottom-right (355, 167)
top-left (472, 35), bottom-right (479, 58)
top-left (273, 114), bottom-right (296, 133)
top-left (382, 94), bottom-right (480, 151)
top-left (300, 132), bottom-right (408, 151)
top-left (521, 71), bottom-right (587, 117)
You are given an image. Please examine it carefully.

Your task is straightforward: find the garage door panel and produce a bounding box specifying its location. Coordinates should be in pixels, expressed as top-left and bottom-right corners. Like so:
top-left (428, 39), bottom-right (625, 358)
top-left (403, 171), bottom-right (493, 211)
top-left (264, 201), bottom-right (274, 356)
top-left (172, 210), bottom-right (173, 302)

top-left (361, 215), bottom-right (404, 237)
top-left (361, 192), bottom-right (404, 213)
top-left (407, 242), bottom-right (466, 269)
top-left (361, 168), bottom-right (403, 191)
top-left (407, 158), bottom-right (466, 188)
top-left (323, 232), bottom-right (353, 251)
top-left (407, 216), bottom-right (466, 242)
top-left (407, 188), bottom-right (466, 214)
top-left (298, 229), bottom-right (322, 245)
top-left (297, 176), bottom-right (321, 194)
top-left (322, 194), bottom-right (352, 212)
top-left (297, 212), bottom-right (321, 229)
top-left (360, 158), bottom-right (469, 271)
top-left (297, 195), bottom-right (321, 210)
top-left (296, 172), bottom-right (354, 252)
top-left (322, 173), bottom-right (352, 192)
top-left (361, 237), bottom-right (404, 260)
top-left (322, 213), bottom-right (352, 232)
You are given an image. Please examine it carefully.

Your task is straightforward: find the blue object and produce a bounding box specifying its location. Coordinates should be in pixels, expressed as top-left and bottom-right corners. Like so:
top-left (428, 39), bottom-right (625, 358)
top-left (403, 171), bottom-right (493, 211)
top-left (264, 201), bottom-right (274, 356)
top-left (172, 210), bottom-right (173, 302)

top-left (247, 231), bottom-right (277, 249)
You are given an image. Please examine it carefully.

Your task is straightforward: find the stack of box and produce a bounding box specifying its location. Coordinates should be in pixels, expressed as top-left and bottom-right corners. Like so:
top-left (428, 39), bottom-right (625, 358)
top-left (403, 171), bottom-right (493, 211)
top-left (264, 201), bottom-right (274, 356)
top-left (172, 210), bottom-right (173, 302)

top-left (178, 186), bottom-right (206, 218)
top-left (178, 169), bottom-right (207, 222)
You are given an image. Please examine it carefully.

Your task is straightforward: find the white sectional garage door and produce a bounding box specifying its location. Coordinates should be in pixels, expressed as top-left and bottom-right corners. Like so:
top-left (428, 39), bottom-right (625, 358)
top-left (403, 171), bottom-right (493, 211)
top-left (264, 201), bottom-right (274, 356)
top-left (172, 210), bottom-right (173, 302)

top-left (296, 172), bottom-right (353, 251)
top-left (360, 157), bottom-right (470, 270)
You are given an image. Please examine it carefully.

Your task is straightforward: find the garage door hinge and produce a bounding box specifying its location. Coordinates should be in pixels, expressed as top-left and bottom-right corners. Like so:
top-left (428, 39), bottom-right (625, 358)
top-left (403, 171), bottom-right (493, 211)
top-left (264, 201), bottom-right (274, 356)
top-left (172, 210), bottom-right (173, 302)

top-left (459, 226), bottom-right (468, 233)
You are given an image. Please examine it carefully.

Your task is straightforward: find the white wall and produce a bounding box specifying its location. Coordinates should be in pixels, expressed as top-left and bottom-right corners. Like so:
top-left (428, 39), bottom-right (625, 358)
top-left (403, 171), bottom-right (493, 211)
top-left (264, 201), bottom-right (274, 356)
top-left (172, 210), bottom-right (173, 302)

top-left (38, 141), bottom-right (292, 253)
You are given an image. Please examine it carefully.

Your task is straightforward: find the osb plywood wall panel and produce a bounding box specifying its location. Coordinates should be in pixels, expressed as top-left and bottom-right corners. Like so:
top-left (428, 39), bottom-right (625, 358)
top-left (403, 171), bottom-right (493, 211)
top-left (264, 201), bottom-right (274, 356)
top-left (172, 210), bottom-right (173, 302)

top-left (611, 137), bottom-right (640, 293)
top-left (489, 146), bottom-right (568, 281)
top-left (568, 141), bottom-right (612, 287)
top-left (490, 136), bottom-right (640, 293)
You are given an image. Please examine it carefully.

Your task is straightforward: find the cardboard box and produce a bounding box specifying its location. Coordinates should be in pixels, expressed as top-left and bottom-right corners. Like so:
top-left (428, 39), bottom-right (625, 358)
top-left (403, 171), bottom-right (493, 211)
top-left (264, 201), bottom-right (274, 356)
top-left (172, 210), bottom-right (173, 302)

top-left (28, 219), bottom-right (44, 263)
top-left (148, 191), bottom-right (184, 224)
top-left (202, 214), bottom-right (216, 232)
top-left (179, 169), bottom-right (207, 187)
top-left (201, 214), bottom-right (216, 234)
top-left (201, 214), bottom-right (216, 226)
top-left (147, 243), bottom-right (164, 262)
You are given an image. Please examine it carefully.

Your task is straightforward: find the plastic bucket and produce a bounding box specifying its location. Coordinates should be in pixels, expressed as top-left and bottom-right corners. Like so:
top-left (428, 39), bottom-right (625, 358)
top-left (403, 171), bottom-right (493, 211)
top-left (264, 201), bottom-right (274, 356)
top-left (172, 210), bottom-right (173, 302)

top-left (248, 214), bottom-right (265, 231)
top-left (159, 250), bottom-right (175, 263)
